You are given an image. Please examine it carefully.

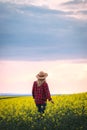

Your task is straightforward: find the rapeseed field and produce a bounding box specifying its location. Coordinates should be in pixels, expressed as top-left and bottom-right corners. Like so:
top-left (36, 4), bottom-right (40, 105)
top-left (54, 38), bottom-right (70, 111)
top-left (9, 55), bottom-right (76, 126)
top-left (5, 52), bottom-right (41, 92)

top-left (0, 93), bottom-right (87, 130)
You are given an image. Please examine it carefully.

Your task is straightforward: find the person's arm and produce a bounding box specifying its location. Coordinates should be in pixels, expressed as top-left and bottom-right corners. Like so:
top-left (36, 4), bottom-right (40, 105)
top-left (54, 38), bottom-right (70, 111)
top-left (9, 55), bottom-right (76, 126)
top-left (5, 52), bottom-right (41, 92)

top-left (44, 82), bottom-right (54, 104)
top-left (32, 81), bottom-right (36, 99)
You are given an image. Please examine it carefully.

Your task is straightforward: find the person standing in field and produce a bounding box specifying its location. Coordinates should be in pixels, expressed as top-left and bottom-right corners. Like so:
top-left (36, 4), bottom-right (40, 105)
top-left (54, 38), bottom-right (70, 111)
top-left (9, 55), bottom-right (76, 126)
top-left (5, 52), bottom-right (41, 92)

top-left (32, 71), bottom-right (54, 113)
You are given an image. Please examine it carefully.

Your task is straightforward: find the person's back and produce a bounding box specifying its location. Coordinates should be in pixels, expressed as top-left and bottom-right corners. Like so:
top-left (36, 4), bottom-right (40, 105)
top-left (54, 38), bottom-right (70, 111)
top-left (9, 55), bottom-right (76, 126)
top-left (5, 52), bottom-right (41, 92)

top-left (32, 71), bottom-right (54, 113)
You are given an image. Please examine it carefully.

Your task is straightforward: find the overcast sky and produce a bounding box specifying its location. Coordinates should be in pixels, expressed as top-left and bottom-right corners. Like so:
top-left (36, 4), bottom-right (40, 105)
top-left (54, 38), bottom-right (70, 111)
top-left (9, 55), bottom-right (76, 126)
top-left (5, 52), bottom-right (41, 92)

top-left (0, 0), bottom-right (87, 60)
top-left (0, 0), bottom-right (87, 94)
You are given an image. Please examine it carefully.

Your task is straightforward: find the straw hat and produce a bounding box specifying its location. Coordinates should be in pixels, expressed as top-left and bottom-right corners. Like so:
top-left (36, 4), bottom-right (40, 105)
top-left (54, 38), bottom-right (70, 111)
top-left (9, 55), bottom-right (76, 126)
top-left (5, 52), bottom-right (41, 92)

top-left (36, 71), bottom-right (48, 79)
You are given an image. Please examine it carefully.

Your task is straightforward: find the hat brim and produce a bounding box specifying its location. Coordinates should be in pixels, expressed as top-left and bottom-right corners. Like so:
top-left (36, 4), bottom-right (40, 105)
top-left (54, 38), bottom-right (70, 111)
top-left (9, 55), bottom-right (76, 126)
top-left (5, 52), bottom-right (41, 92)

top-left (36, 73), bottom-right (48, 79)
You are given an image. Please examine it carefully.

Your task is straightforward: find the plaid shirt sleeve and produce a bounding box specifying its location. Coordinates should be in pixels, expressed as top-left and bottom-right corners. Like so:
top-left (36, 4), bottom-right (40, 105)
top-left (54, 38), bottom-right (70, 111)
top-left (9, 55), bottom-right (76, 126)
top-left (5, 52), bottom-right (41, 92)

top-left (44, 82), bottom-right (52, 101)
top-left (32, 81), bottom-right (36, 99)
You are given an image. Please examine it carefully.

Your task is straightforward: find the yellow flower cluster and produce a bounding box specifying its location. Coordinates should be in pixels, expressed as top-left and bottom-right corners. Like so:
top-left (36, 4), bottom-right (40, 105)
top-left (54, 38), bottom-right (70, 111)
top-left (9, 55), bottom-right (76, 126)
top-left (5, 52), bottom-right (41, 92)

top-left (0, 93), bottom-right (87, 130)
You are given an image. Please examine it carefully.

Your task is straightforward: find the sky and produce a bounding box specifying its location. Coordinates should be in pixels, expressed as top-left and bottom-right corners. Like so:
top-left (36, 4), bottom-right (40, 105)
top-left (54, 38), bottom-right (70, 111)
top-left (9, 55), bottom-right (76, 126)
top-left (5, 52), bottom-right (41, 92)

top-left (0, 0), bottom-right (87, 94)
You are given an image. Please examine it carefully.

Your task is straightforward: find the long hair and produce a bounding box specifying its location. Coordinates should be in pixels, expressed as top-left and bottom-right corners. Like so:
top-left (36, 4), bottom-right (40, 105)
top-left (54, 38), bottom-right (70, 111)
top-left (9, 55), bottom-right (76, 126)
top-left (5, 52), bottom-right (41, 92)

top-left (37, 79), bottom-right (46, 86)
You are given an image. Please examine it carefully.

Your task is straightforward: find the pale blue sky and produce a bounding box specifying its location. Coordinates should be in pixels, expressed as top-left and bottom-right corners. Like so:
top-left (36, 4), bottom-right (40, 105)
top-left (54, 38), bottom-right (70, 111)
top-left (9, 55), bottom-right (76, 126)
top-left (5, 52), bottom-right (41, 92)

top-left (0, 0), bottom-right (87, 60)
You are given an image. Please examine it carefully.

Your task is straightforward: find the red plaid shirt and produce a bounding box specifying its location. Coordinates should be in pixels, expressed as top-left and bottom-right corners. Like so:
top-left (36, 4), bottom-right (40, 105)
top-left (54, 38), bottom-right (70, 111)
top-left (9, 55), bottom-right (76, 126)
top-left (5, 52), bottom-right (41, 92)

top-left (32, 81), bottom-right (52, 104)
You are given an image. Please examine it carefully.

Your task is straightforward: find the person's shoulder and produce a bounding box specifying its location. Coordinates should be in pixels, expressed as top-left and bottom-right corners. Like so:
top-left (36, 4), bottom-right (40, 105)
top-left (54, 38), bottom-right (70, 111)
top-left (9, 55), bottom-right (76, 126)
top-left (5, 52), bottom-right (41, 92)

top-left (34, 81), bottom-right (37, 83)
top-left (33, 81), bottom-right (37, 86)
top-left (33, 81), bottom-right (37, 84)
top-left (43, 81), bottom-right (48, 86)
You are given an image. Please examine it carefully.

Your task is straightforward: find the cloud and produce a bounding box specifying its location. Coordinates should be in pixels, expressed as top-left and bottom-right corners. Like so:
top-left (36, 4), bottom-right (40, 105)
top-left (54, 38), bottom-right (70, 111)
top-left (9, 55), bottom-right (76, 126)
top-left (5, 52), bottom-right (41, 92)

top-left (0, 0), bottom-right (87, 20)
top-left (61, 0), bottom-right (87, 20)
top-left (63, 0), bottom-right (87, 5)
top-left (0, 42), bottom-right (87, 61)
top-left (0, 0), bottom-right (69, 6)
top-left (0, 1), bottom-right (87, 60)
